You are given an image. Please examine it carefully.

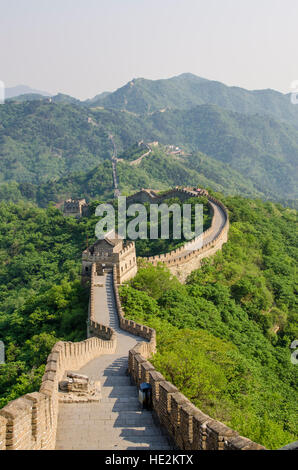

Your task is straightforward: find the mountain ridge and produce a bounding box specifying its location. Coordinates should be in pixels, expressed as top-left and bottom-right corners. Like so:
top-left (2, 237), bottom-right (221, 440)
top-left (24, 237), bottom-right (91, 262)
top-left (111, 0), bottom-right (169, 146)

top-left (7, 74), bottom-right (298, 128)
top-left (87, 73), bottom-right (298, 127)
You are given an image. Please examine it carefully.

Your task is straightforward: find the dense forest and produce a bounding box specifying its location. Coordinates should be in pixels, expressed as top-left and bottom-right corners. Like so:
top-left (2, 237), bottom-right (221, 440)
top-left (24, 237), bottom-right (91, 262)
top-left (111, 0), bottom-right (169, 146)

top-left (1, 145), bottom-right (295, 209)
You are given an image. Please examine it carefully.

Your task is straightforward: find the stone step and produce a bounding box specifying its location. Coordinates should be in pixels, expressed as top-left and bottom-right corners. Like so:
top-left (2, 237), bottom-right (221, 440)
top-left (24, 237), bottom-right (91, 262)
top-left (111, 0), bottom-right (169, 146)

top-left (100, 376), bottom-right (132, 386)
top-left (97, 367), bottom-right (129, 376)
top-left (89, 439), bottom-right (172, 449)
top-left (56, 442), bottom-right (173, 450)
top-left (101, 386), bottom-right (138, 398)
top-left (102, 401), bottom-right (142, 412)
top-left (110, 416), bottom-right (156, 427)
top-left (100, 396), bottom-right (138, 404)
top-left (106, 426), bottom-right (169, 438)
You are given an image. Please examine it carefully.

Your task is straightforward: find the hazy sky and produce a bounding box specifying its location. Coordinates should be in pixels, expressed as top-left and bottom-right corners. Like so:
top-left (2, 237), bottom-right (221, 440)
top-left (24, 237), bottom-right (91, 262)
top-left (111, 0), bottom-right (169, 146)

top-left (1, 0), bottom-right (297, 99)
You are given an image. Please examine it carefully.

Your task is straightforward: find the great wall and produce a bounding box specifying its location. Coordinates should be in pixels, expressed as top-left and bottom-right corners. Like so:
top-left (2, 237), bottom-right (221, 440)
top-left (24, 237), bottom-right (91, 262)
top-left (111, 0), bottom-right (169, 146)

top-left (0, 187), bottom-right (266, 450)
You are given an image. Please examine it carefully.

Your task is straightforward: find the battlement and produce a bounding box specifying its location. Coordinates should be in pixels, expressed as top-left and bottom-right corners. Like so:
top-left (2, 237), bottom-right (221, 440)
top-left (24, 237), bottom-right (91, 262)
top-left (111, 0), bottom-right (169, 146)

top-left (0, 336), bottom-right (116, 450)
top-left (126, 186), bottom-right (208, 205)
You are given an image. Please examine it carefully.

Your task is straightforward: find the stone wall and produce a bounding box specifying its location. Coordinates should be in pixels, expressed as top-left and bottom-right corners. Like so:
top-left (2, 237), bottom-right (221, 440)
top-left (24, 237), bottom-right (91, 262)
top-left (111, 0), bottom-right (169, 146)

top-left (63, 198), bottom-right (89, 218)
top-left (0, 416), bottom-right (6, 450)
top-left (0, 264), bottom-right (117, 451)
top-left (112, 269), bottom-right (266, 451)
top-left (0, 337), bottom-right (116, 450)
top-left (126, 187), bottom-right (229, 282)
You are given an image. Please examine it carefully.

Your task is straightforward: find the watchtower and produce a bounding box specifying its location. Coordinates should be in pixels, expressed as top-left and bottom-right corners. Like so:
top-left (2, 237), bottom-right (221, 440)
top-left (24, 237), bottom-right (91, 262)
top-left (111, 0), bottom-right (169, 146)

top-left (82, 231), bottom-right (137, 284)
top-left (63, 198), bottom-right (89, 218)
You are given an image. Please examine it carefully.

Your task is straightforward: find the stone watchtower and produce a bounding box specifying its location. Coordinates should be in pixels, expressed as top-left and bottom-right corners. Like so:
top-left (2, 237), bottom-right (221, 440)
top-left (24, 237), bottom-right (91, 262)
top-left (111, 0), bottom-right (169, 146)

top-left (63, 198), bottom-right (89, 218)
top-left (82, 231), bottom-right (137, 284)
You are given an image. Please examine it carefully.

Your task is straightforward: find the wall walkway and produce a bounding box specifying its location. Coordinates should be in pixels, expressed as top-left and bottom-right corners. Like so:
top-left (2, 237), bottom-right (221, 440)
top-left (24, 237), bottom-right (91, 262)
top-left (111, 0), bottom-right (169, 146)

top-left (55, 271), bottom-right (172, 450)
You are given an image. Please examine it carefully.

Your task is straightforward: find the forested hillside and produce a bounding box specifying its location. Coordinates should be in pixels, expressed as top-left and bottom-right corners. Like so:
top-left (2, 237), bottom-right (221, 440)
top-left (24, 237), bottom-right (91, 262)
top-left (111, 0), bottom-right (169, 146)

top-left (0, 147), bottom-right (266, 207)
top-left (0, 101), bottom-right (112, 183)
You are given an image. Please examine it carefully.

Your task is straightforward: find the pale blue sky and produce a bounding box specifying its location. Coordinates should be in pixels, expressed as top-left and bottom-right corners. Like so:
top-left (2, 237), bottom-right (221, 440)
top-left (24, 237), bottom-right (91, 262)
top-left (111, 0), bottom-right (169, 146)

top-left (1, 0), bottom-right (297, 99)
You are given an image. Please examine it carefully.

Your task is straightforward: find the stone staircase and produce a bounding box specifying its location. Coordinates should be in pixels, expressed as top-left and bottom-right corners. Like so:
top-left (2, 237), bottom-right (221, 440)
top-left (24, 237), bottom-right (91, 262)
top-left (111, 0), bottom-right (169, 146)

top-left (55, 355), bottom-right (172, 450)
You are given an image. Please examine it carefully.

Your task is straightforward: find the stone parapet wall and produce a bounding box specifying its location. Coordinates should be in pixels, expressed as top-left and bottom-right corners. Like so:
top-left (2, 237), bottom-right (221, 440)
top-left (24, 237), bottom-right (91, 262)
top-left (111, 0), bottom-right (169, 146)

top-left (0, 416), bottom-right (6, 450)
top-left (134, 189), bottom-right (230, 282)
top-left (118, 243), bottom-right (138, 284)
top-left (145, 200), bottom-right (215, 263)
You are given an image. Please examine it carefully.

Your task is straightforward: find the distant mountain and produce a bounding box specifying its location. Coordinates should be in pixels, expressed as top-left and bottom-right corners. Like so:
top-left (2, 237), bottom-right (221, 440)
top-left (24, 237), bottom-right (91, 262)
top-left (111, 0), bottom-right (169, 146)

top-left (0, 99), bottom-right (297, 205)
top-left (88, 73), bottom-right (298, 127)
top-left (5, 85), bottom-right (52, 99)
top-left (7, 93), bottom-right (49, 103)
top-left (7, 92), bottom-right (82, 105)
